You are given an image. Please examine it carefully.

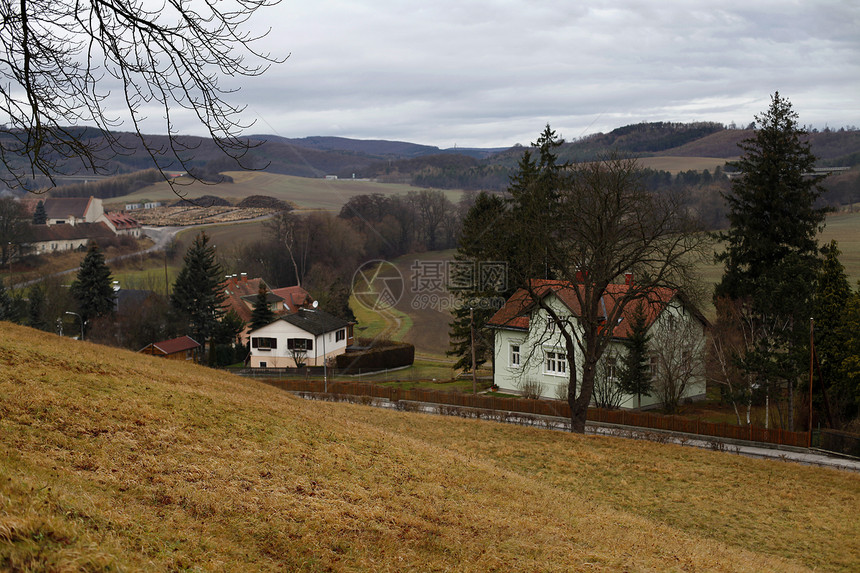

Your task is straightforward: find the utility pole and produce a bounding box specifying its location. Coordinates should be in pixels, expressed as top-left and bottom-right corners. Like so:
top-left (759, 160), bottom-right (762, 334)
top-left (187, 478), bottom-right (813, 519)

top-left (470, 307), bottom-right (477, 395)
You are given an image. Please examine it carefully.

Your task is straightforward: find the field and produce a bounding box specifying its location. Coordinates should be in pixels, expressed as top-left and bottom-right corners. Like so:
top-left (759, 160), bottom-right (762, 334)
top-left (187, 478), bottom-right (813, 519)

top-left (105, 171), bottom-right (462, 212)
top-left (1, 323), bottom-right (858, 571)
top-left (637, 155), bottom-right (732, 174)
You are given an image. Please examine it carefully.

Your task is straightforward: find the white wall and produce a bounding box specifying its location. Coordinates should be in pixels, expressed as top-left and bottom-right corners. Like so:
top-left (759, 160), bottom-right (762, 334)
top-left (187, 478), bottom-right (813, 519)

top-left (492, 293), bottom-right (706, 409)
top-left (249, 319), bottom-right (349, 368)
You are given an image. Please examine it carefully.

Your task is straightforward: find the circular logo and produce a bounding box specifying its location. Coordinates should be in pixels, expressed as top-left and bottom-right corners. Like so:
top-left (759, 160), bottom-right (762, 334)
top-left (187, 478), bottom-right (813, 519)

top-left (351, 260), bottom-right (404, 311)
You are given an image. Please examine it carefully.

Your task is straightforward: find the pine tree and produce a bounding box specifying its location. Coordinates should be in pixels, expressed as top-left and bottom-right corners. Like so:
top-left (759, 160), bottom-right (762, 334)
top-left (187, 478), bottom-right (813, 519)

top-left (170, 232), bottom-right (226, 356)
top-left (714, 92), bottom-right (826, 430)
top-left (32, 200), bottom-right (47, 224)
top-left (618, 302), bottom-right (653, 408)
top-left (70, 242), bottom-right (114, 332)
top-left (250, 284), bottom-right (275, 331)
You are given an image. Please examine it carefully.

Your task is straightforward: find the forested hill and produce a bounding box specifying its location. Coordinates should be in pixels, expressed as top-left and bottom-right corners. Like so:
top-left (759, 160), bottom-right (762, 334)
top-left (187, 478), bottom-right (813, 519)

top-left (9, 121), bottom-right (860, 195)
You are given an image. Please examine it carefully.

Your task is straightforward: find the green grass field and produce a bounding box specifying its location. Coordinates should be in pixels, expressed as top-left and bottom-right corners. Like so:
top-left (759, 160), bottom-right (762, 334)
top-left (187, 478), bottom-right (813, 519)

top-left (1, 323), bottom-right (857, 571)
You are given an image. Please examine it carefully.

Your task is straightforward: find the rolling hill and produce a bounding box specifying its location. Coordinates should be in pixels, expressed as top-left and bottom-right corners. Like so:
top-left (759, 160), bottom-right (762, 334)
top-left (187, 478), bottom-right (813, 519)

top-left (1, 323), bottom-right (858, 571)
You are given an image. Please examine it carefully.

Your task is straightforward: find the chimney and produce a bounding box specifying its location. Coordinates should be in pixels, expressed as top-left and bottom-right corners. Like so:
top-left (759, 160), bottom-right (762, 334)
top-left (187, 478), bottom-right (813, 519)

top-left (575, 268), bottom-right (587, 283)
top-left (625, 272), bottom-right (633, 286)
top-left (241, 272), bottom-right (248, 282)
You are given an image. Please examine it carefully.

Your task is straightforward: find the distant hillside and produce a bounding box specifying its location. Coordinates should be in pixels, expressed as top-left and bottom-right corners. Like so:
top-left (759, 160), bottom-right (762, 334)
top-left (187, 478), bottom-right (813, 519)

top-left (9, 122), bottom-right (860, 197)
top-left (1, 323), bottom-right (857, 570)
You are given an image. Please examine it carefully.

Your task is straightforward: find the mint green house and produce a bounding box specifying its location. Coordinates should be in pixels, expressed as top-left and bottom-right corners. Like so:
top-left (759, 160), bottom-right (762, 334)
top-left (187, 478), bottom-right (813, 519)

top-left (486, 280), bottom-right (708, 409)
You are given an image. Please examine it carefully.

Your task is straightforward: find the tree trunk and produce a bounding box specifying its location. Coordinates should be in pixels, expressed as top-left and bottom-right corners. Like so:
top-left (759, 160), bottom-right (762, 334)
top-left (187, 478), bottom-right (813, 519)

top-left (569, 359), bottom-right (596, 433)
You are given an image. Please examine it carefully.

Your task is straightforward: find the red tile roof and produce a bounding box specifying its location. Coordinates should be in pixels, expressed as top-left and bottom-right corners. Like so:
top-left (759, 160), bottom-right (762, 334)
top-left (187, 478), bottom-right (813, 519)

top-left (105, 211), bottom-right (141, 230)
top-left (221, 275), bottom-right (268, 323)
top-left (271, 285), bottom-right (313, 311)
top-left (487, 279), bottom-right (684, 340)
top-left (147, 335), bottom-right (200, 355)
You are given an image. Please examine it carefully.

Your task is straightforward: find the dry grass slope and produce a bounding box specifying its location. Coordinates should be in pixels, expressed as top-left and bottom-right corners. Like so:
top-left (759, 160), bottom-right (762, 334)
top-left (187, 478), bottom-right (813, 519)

top-left (1, 323), bottom-right (858, 571)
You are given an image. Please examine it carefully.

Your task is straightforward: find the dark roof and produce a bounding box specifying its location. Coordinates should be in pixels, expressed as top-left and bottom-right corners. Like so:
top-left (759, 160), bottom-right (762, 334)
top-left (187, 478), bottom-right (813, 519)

top-left (240, 292), bottom-right (283, 305)
top-left (277, 308), bottom-right (349, 336)
top-left (143, 335), bottom-right (200, 355)
top-left (44, 197), bottom-right (93, 220)
top-left (28, 222), bottom-right (115, 243)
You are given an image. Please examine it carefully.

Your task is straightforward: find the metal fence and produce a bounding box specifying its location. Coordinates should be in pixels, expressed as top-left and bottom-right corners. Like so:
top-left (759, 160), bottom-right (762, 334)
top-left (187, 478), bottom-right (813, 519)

top-left (820, 429), bottom-right (860, 457)
top-left (259, 379), bottom-right (810, 448)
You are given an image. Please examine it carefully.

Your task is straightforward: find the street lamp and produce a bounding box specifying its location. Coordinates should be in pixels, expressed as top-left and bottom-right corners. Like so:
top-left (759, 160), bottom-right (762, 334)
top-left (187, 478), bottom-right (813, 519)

top-left (65, 311), bottom-right (84, 340)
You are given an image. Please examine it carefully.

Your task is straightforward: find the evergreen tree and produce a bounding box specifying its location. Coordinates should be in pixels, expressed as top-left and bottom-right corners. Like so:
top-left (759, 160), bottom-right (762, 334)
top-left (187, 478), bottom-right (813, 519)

top-left (814, 241), bottom-right (856, 425)
top-left (70, 242), bottom-right (114, 333)
top-left (447, 191), bottom-right (509, 370)
top-left (837, 290), bottom-right (860, 423)
top-left (714, 92), bottom-right (826, 430)
top-left (26, 284), bottom-right (49, 331)
top-left (32, 200), bottom-right (47, 224)
top-left (0, 278), bottom-right (14, 321)
top-left (250, 284), bottom-right (275, 331)
top-left (170, 232), bottom-right (226, 357)
top-left (618, 302), bottom-right (653, 408)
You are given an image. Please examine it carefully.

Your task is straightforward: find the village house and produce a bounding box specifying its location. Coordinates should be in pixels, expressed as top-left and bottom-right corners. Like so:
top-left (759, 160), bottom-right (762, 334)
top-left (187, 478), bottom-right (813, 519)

top-left (487, 278), bottom-right (708, 409)
top-left (248, 308), bottom-right (354, 368)
top-left (26, 196), bottom-right (141, 254)
top-left (139, 335), bottom-right (201, 361)
top-left (220, 274), bottom-right (315, 344)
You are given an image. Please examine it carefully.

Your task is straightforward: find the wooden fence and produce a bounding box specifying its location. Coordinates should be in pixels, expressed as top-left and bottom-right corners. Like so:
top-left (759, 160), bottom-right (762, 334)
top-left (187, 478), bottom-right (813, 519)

top-left (259, 378), bottom-right (810, 448)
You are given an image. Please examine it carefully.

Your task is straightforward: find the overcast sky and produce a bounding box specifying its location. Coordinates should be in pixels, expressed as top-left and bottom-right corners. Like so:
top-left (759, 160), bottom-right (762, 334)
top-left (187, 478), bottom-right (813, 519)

top-left (186, 0), bottom-right (860, 149)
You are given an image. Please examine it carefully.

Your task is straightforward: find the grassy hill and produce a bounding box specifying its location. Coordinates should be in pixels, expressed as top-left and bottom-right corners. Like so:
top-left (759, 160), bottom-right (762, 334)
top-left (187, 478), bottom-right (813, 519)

top-left (1, 323), bottom-right (858, 571)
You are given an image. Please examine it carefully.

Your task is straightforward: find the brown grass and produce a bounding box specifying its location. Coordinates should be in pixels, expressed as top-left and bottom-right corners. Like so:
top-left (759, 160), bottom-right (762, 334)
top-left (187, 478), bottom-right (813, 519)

top-left (104, 171), bottom-right (460, 212)
top-left (1, 324), bottom-right (858, 571)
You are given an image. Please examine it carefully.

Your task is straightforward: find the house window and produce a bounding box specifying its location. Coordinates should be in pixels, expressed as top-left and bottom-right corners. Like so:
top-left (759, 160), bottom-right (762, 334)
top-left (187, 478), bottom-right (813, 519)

top-left (251, 337), bottom-right (277, 350)
top-left (545, 350), bottom-right (566, 375)
top-left (606, 356), bottom-right (617, 380)
top-left (260, 361), bottom-right (267, 368)
top-left (287, 338), bottom-right (313, 351)
top-left (650, 355), bottom-right (658, 376)
top-left (510, 344), bottom-right (521, 368)
top-left (335, 329), bottom-right (346, 342)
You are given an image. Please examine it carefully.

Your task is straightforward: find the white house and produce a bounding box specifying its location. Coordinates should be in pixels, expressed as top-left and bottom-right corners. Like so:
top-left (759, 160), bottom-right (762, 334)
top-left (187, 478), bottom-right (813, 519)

top-left (248, 308), bottom-right (353, 368)
top-left (487, 279), bottom-right (708, 409)
top-left (43, 196), bottom-right (106, 226)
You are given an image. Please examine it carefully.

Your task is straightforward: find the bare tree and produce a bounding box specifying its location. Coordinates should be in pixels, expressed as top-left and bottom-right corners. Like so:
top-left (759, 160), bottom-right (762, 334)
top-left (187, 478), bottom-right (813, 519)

top-left (290, 348), bottom-right (307, 369)
top-left (650, 314), bottom-right (706, 414)
top-left (410, 189), bottom-right (451, 250)
top-left (264, 211), bottom-right (309, 287)
top-left (0, 0), bottom-right (283, 193)
top-left (592, 351), bottom-right (625, 409)
top-left (0, 197), bottom-right (31, 265)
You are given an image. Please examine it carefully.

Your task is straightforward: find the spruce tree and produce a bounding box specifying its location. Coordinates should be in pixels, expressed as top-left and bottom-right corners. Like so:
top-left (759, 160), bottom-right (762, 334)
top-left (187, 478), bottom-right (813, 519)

top-left (32, 200), bottom-right (47, 224)
top-left (447, 191), bottom-right (509, 370)
top-left (0, 279), bottom-right (14, 321)
top-left (814, 241), bottom-right (855, 425)
top-left (714, 92), bottom-right (826, 430)
top-left (70, 242), bottom-right (114, 333)
top-left (250, 284), bottom-right (276, 331)
top-left (170, 232), bottom-right (226, 355)
top-left (618, 302), bottom-right (652, 408)
top-left (27, 284), bottom-right (49, 331)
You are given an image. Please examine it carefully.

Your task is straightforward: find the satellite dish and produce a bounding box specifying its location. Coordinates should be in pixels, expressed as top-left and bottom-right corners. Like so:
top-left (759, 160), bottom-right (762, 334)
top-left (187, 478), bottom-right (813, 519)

top-left (311, 300), bottom-right (319, 309)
